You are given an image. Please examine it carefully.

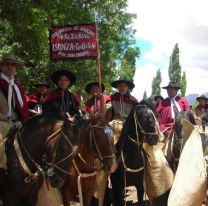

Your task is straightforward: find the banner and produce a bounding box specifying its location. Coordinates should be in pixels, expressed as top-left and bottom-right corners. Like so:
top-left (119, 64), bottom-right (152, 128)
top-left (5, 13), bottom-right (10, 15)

top-left (50, 24), bottom-right (97, 59)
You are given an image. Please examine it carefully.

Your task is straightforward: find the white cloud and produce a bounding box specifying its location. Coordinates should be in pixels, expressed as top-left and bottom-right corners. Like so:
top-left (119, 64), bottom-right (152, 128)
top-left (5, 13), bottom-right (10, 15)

top-left (132, 63), bottom-right (169, 100)
top-left (128, 0), bottom-right (208, 100)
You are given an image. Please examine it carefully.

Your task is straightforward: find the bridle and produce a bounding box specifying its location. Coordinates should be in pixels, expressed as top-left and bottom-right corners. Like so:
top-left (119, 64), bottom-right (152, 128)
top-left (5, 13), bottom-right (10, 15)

top-left (129, 104), bottom-right (160, 145)
top-left (42, 128), bottom-right (76, 182)
top-left (89, 124), bottom-right (115, 161)
top-left (15, 126), bottom-right (76, 184)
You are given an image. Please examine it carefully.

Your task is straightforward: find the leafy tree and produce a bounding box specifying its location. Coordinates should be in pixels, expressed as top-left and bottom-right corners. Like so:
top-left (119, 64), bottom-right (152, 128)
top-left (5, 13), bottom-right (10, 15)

top-left (151, 69), bottom-right (162, 97)
top-left (168, 43), bottom-right (181, 85)
top-left (118, 47), bottom-right (140, 79)
top-left (0, 0), bottom-right (138, 101)
top-left (181, 71), bottom-right (187, 97)
top-left (143, 90), bottom-right (147, 100)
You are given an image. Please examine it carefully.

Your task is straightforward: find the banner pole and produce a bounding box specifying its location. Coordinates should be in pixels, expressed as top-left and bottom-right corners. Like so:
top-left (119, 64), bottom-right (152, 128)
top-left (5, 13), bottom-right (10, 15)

top-left (95, 13), bottom-right (105, 116)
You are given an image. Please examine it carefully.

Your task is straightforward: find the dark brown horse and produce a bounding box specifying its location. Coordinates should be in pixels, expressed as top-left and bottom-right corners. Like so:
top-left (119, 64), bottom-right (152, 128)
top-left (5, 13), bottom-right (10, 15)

top-left (3, 114), bottom-right (80, 206)
top-left (163, 109), bottom-right (195, 173)
top-left (61, 114), bottom-right (116, 206)
top-left (110, 99), bottom-right (160, 206)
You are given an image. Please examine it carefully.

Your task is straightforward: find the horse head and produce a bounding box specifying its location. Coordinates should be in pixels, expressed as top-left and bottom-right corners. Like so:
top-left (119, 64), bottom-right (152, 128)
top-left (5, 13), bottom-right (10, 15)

top-left (87, 114), bottom-right (116, 172)
top-left (122, 99), bottom-right (159, 146)
top-left (174, 109), bottom-right (195, 139)
top-left (43, 116), bottom-right (80, 188)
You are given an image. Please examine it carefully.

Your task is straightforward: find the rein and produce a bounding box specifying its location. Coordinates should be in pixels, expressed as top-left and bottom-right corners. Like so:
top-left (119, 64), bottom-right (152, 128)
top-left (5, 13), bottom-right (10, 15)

top-left (42, 129), bottom-right (76, 181)
top-left (90, 125), bottom-right (115, 161)
top-left (133, 105), bottom-right (160, 144)
top-left (14, 132), bottom-right (43, 183)
top-left (14, 127), bottom-right (75, 183)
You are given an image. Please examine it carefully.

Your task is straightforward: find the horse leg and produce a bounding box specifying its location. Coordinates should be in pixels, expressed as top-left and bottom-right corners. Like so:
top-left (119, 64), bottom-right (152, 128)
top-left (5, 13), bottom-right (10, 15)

top-left (95, 170), bottom-right (109, 206)
top-left (3, 191), bottom-right (16, 206)
top-left (82, 177), bottom-right (96, 206)
top-left (135, 184), bottom-right (144, 206)
top-left (62, 187), bottom-right (72, 206)
top-left (110, 170), bottom-right (125, 206)
top-left (103, 186), bottom-right (112, 206)
top-left (151, 189), bottom-right (170, 206)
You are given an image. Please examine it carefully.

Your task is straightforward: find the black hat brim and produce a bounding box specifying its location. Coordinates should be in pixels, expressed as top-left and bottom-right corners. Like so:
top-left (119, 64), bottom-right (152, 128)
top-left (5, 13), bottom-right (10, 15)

top-left (154, 95), bottom-right (164, 101)
top-left (111, 79), bottom-right (135, 90)
top-left (0, 59), bottom-right (23, 68)
top-left (51, 70), bottom-right (76, 87)
top-left (162, 85), bottom-right (180, 89)
top-left (35, 83), bottom-right (50, 88)
top-left (196, 97), bottom-right (207, 101)
top-left (85, 82), bottom-right (105, 94)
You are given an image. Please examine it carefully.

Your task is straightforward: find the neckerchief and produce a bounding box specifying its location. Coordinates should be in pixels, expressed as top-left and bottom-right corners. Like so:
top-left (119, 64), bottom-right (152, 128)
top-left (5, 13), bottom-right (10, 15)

top-left (0, 73), bottom-right (23, 118)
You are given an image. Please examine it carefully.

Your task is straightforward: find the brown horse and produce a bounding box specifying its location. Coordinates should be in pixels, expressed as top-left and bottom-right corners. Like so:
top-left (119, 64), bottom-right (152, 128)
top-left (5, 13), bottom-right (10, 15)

top-left (3, 114), bottom-right (80, 206)
top-left (61, 114), bottom-right (116, 206)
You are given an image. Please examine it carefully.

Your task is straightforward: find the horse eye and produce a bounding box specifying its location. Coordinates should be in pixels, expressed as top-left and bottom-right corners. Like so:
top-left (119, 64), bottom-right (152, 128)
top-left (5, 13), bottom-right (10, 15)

top-left (104, 126), bottom-right (114, 139)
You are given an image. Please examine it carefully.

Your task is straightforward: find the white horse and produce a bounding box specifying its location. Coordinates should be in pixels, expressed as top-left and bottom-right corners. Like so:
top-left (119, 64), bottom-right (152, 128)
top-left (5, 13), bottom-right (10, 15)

top-left (168, 126), bottom-right (208, 206)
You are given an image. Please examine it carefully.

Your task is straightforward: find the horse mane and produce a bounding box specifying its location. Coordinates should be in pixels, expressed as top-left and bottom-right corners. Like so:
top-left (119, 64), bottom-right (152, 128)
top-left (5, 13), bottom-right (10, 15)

top-left (26, 114), bottom-right (64, 126)
top-left (139, 98), bottom-right (156, 113)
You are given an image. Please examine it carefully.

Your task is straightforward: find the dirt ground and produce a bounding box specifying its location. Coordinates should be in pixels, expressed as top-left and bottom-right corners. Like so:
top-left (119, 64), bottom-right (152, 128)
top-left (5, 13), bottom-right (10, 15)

top-left (70, 186), bottom-right (149, 206)
top-left (70, 186), bottom-right (207, 206)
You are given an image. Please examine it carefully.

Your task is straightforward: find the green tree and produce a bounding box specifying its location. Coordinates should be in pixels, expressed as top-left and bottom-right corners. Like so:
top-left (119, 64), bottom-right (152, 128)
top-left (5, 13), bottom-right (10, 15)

top-left (151, 69), bottom-right (162, 97)
top-left (181, 71), bottom-right (187, 97)
top-left (168, 43), bottom-right (181, 85)
top-left (143, 91), bottom-right (147, 100)
top-left (118, 47), bottom-right (140, 79)
top-left (0, 0), bottom-right (138, 100)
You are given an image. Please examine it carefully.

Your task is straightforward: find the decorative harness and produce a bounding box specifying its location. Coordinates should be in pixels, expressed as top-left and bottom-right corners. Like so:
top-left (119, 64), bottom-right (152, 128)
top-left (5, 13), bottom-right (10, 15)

top-left (14, 127), bottom-right (75, 184)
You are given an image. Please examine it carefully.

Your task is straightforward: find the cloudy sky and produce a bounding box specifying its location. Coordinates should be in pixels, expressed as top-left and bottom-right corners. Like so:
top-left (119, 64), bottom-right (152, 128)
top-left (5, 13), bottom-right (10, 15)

top-left (127, 0), bottom-right (208, 100)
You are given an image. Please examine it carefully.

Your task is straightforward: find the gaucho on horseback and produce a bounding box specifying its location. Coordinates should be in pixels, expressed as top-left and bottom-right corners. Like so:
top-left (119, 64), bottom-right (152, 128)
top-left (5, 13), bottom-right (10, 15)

top-left (42, 69), bottom-right (80, 118)
top-left (0, 53), bottom-right (29, 123)
top-left (26, 81), bottom-right (50, 117)
top-left (156, 82), bottom-right (190, 137)
top-left (0, 53), bottom-right (29, 170)
top-left (84, 81), bottom-right (110, 115)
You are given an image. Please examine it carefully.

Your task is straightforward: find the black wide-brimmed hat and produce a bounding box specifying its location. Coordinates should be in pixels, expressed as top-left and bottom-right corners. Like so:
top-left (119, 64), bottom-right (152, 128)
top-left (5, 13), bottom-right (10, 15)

top-left (196, 95), bottom-right (208, 102)
top-left (35, 81), bottom-right (50, 88)
top-left (162, 82), bottom-right (180, 90)
top-left (85, 81), bottom-right (105, 94)
top-left (51, 69), bottom-right (76, 87)
top-left (111, 78), bottom-right (135, 90)
top-left (0, 53), bottom-right (23, 68)
top-left (154, 95), bottom-right (164, 101)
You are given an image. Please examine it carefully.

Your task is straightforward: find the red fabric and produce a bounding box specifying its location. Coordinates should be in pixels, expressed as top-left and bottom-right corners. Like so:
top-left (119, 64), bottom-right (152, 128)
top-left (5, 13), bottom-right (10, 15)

top-left (84, 95), bottom-right (110, 113)
top-left (107, 92), bottom-right (138, 105)
top-left (0, 78), bottom-right (29, 122)
top-left (26, 93), bottom-right (38, 103)
top-left (157, 96), bottom-right (189, 136)
top-left (26, 93), bottom-right (48, 103)
top-left (44, 90), bottom-right (80, 105)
